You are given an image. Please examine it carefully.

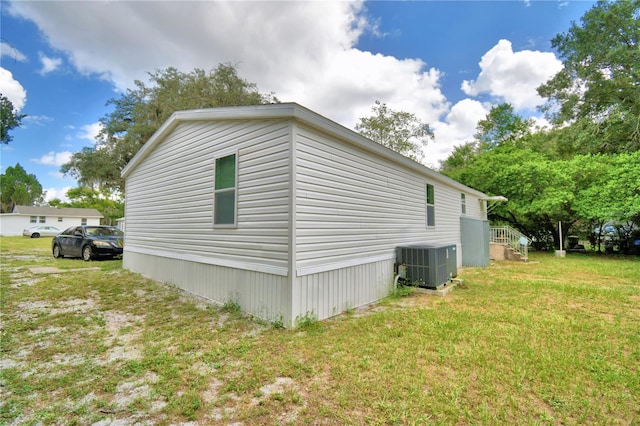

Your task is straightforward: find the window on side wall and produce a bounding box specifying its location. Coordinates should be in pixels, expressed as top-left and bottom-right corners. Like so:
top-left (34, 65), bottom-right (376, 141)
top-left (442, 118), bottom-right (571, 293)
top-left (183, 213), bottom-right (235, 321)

top-left (461, 193), bottom-right (466, 214)
top-left (426, 183), bottom-right (435, 227)
top-left (213, 152), bottom-right (237, 226)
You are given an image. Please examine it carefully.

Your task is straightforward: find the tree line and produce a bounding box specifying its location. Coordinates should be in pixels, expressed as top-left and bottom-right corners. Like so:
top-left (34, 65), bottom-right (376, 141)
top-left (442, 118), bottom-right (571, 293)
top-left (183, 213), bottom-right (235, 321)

top-left (441, 0), bottom-right (640, 252)
top-left (2, 0), bottom-right (638, 251)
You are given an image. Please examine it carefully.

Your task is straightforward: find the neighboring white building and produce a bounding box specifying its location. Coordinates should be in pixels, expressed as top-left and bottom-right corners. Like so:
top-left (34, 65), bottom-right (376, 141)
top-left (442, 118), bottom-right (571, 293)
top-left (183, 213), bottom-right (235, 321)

top-left (116, 217), bottom-right (126, 233)
top-left (121, 103), bottom-right (492, 326)
top-left (0, 205), bottom-right (104, 236)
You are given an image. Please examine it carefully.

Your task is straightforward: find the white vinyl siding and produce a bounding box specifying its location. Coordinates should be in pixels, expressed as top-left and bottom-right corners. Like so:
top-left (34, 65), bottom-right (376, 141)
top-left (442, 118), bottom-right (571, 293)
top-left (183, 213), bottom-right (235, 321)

top-left (2, 215), bottom-right (101, 236)
top-left (294, 124), bottom-right (467, 273)
top-left (1, 206), bottom-right (102, 236)
top-left (462, 191), bottom-right (483, 218)
top-left (124, 119), bottom-right (291, 274)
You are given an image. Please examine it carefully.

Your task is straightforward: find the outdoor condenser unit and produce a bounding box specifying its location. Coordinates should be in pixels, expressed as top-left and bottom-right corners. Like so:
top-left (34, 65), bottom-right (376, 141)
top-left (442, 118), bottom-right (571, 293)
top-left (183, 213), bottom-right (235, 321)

top-left (396, 244), bottom-right (457, 289)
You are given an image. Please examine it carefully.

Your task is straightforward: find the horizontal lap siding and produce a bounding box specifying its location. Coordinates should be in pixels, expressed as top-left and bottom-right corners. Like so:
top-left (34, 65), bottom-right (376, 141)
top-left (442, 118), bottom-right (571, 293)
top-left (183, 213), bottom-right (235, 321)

top-left (124, 119), bottom-right (291, 272)
top-left (294, 125), bottom-right (465, 271)
top-left (463, 192), bottom-right (485, 219)
top-left (124, 251), bottom-right (288, 323)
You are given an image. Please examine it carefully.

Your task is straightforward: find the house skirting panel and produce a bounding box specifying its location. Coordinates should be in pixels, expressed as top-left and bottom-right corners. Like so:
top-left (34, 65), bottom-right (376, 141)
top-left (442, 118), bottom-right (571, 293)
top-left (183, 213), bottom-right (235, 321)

top-left (293, 258), bottom-right (395, 323)
top-left (124, 251), bottom-right (290, 324)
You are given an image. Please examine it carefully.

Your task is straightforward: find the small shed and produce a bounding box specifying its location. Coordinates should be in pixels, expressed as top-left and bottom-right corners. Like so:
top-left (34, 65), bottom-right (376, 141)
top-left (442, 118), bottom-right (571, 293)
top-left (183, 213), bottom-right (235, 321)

top-left (121, 103), bottom-right (491, 326)
top-left (0, 205), bottom-right (103, 236)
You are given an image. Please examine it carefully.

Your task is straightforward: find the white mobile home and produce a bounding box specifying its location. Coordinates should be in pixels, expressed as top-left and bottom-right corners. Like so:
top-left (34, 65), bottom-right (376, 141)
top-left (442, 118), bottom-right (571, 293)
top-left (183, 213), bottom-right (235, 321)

top-left (121, 103), bottom-right (491, 326)
top-left (0, 205), bottom-right (103, 236)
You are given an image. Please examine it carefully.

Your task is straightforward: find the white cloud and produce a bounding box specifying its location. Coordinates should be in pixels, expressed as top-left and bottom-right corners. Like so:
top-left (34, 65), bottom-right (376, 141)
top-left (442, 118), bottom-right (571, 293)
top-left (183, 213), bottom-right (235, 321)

top-left (38, 52), bottom-right (63, 75)
top-left (78, 122), bottom-right (102, 141)
top-left (44, 186), bottom-right (71, 202)
top-left (1, 42), bottom-right (28, 62)
top-left (461, 39), bottom-right (562, 110)
top-left (23, 115), bottom-right (53, 126)
top-left (6, 1), bottom-right (448, 132)
top-left (428, 99), bottom-right (490, 167)
top-left (31, 151), bottom-right (73, 167)
top-left (0, 67), bottom-right (27, 111)
top-left (5, 2), bottom-right (564, 168)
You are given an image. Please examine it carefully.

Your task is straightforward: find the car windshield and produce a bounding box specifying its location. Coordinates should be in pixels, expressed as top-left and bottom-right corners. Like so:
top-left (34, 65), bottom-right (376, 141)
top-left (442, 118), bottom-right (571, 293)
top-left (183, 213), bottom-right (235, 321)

top-left (85, 227), bottom-right (124, 237)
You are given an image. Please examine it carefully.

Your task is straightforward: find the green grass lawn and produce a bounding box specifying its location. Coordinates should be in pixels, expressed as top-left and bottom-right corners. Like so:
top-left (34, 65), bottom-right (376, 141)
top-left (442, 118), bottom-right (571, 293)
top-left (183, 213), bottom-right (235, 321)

top-left (1, 236), bottom-right (638, 425)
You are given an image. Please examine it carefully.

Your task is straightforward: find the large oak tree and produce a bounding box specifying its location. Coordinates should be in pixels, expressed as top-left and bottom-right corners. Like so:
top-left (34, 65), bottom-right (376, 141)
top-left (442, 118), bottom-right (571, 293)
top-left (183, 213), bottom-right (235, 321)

top-left (0, 164), bottom-right (43, 213)
top-left (442, 1), bottom-right (640, 250)
top-left (62, 64), bottom-right (278, 192)
top-left (538, 0), bottom-right (640, 153)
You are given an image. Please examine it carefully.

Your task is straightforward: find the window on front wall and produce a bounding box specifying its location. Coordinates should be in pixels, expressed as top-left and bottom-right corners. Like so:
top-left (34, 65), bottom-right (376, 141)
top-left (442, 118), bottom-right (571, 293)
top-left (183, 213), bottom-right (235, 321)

top-left (461, 193), bottom-right (466, 214)
top-left (213, 153), bottom-right (237, 226)
top-left (426, 183), bottom-right (435, 227)
top-left (30, 216), bottom-right (37, 223)
top-left (39, 216), bottom-right (46, 223)
top-left (81, 218), bottom-right (87, 225)
top-left (58, 217), bottom-right (63, 222)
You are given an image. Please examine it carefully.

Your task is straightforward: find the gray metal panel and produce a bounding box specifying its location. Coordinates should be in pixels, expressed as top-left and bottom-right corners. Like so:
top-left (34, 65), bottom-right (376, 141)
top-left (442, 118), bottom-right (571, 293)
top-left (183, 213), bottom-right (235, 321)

top-left (294, 258), bottom-right (394, 322)
top-left (124, 251), bottom-right (290, 325)
top-left (460, 217), bottom-right (490, 267)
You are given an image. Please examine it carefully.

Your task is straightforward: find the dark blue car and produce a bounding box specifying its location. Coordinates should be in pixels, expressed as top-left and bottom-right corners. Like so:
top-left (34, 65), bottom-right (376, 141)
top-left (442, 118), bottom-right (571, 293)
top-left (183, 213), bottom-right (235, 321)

top-left (52, 225), bottom-right (124, 261)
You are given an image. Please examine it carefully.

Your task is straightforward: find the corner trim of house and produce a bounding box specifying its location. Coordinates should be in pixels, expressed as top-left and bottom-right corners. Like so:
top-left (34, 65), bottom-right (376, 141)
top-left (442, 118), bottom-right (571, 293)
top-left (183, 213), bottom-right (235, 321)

top-left (124, 246), bottom-right (289, 277)
top-left (296, 253), bottom-right (395, 277)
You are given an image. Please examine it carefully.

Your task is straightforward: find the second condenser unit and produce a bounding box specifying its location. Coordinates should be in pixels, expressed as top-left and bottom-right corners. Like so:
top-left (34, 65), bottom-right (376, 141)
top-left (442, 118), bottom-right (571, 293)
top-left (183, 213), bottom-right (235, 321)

top-left (396, 244), bottom-right (457, 289)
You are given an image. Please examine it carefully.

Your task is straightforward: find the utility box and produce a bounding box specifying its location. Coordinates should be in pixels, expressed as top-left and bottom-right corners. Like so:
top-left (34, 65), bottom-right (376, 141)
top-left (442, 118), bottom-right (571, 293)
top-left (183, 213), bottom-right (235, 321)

top-left (396, 244), bottom-right (457, 289)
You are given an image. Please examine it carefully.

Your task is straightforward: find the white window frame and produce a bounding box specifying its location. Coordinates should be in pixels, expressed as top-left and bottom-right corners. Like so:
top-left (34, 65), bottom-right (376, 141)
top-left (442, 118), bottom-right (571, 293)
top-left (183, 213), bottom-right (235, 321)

top-left (30, 216), bottom-right (37, 223)
top-left (81, 218), bottom-right (87, 225)
top-left (39, 216), bottom-right (46, 223)
top-left (461, 193), bottom-right (467, 215)
top-left (425, 183), bottom-right (435, 228)
top-left (212, 150), bottom-right (238, 228)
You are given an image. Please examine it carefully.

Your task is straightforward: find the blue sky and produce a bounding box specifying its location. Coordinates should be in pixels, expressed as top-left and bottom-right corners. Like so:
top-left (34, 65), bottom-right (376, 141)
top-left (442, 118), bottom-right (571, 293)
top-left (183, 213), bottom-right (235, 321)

top-left (1, 0), bottom-right (595, 201)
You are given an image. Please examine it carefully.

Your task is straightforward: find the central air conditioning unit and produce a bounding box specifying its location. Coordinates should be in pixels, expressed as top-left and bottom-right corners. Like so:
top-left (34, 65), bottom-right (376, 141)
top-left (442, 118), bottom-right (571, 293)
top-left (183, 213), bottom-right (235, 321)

top-left (396, 244), bottom-right (457, 289)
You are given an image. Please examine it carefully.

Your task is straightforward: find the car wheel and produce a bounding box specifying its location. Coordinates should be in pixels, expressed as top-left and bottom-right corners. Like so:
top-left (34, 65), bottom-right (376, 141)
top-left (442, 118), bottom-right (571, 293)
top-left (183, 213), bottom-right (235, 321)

top-left (52, 244), bottom-right (62, 258)
top-left (82, 245), bottom-right (93, 261)
top-left (31, 233), bottom-right (40, 238)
